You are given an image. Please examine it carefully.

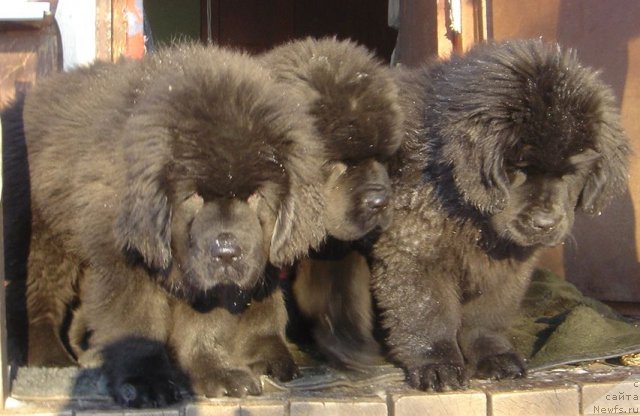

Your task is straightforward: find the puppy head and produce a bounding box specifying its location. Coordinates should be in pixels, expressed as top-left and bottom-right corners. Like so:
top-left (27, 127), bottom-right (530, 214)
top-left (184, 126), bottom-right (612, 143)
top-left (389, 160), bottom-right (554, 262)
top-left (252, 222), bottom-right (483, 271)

top-left (322, 159), bottom-right (393, 240)
top-left (490, 150), bottom-right (600, 247)
top-left (431, 40), bottom-right (630, 246)
top-left (167, 190), bottom-right (278, 295)
top-left (264, 37), bottom-right (403, 241)
top-left (114, 44), bottom-right (323, 296)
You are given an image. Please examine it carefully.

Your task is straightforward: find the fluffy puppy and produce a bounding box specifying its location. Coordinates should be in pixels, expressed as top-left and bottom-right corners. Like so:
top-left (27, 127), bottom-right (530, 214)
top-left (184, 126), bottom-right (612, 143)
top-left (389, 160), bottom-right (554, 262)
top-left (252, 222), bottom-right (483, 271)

top-left (261, 38), bottom-right (403, 366)
top-left (3, 44), bottom-right (325, 407)
top-left (370, 40), bottom-right (630, 391)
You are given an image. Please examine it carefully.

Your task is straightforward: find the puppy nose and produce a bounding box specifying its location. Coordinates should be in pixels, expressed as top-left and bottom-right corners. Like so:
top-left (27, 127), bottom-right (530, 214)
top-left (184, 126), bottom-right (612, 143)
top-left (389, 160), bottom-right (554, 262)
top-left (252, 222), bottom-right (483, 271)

top-left (531, 211), bottom-right (561, 231)
top-left (212, 232), bottom-right (241, 262)
top-left (363, 187), bottom-right (390, 211)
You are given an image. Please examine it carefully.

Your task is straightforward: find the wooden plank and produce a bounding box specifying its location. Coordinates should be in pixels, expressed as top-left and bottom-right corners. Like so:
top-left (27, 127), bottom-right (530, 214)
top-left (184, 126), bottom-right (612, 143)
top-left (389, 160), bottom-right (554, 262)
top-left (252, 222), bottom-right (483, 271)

top-left (0, 19), bottom-right (61, 410)
top-left (95, 0), bottom-right (112, 61)
top-left (394, 1), bottom-right (438, 66)
top-left (0, 24), bottom-right (61, 105)
top-left (111, 0), bottom-right (126, 61)
top-left (0, 113), bottom-right (6, 410)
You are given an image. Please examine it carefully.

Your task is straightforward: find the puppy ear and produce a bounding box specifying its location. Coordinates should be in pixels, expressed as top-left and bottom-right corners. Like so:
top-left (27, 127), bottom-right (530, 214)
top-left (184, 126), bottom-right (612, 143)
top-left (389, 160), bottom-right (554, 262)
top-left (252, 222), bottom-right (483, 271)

top-left (270, 195), bottom-right (296, 262)
top-left (579, 116), bottom-right (631, 215)
top-left (441, 130), bottom-right (510, 214)
top-left (269, 181), bottom-right (326, 266)
top-left (247, 187), bottom-right (282, 257)
top-left (113, 116), bottom-right (173, 271)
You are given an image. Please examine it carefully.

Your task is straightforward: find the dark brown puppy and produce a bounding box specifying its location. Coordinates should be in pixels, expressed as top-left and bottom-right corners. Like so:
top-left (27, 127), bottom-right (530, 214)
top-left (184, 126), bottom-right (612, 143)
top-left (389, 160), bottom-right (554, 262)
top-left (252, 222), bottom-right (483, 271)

top-left (370, 40), bottom-right (630, 391)
top-left (262, 38), bottom-right (404, 367)
top-left (2, 44), bottom-right (325, 407)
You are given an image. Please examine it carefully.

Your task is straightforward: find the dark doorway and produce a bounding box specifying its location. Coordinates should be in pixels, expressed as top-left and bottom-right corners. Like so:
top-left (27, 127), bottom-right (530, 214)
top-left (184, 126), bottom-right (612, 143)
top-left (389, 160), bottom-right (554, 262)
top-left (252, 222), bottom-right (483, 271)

top-left (199, 0), bottom-right (397, 62)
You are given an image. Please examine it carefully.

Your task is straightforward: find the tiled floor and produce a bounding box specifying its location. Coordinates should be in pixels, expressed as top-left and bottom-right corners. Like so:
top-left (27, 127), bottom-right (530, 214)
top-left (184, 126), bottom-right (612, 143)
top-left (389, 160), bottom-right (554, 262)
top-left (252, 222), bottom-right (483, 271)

top-left (3, 363), bottom-right (640, 415)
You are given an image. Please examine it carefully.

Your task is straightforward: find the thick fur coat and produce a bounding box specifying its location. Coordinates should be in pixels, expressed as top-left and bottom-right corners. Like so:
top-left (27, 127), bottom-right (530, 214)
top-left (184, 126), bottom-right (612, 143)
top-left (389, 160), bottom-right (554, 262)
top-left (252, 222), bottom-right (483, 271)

top-left (261, 38), bottom-right (404, 366)
top-left (370, 40), bottom-right (630, 391)
top-left (2, 44), bottom-right (327, 407)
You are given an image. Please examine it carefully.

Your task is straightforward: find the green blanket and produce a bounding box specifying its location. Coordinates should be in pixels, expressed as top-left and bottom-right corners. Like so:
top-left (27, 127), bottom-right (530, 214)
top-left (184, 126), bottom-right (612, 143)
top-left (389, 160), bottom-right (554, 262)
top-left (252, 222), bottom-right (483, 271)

top-left (510, 269), bottom-right (640, 370)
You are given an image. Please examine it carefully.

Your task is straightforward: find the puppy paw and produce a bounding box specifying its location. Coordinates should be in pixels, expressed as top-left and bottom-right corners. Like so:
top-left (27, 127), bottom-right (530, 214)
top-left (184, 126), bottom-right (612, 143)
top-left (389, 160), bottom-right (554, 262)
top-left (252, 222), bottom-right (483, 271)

top-left (475, 352), bottom-right (526, 380)
top-left (196, 368), bottom-right (262, 398)
top-left (111, 375), bottom-right (182, 408)
top-left (250, 353), bottom-right (299, 382)
top-left (76, 348), bottom-right (103, 368)
top-left (247, 337), bottom-right (300, 381)
top-left (101, 337), bottom-right (183, 408)
top-left (407, 363), bottom-right (468, 392)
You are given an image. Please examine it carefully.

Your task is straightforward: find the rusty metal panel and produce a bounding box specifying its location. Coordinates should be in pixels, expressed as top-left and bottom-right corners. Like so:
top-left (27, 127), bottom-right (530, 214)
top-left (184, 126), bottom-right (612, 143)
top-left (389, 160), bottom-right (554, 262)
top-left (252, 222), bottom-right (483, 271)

top-left (0, 23), bottom-right (62, 106)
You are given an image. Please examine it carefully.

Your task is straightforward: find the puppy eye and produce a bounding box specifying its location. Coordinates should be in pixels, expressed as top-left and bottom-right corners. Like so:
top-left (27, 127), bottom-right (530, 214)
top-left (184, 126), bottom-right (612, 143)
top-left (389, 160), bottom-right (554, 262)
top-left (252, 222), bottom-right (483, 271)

top-left (513, 159), bottom-right (529, 169)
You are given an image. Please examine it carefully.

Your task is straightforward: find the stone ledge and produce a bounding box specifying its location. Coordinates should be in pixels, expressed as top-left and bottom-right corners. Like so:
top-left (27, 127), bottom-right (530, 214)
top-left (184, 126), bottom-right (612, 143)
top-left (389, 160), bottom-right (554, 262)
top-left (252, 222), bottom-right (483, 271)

top-left (487, 386), bottom-right (580, 416)
top-left (289, 399), bottom-right (387, 416)
top-left (391, 390), bottom-right (487, 416)
top-left (2, 364), bottom-right (639, 416)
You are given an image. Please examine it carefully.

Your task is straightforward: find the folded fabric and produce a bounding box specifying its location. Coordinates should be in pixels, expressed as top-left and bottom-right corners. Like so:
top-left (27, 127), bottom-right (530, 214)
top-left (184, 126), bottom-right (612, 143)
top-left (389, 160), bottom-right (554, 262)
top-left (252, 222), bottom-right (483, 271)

top-left (510, 269), bottom-right (640, 370)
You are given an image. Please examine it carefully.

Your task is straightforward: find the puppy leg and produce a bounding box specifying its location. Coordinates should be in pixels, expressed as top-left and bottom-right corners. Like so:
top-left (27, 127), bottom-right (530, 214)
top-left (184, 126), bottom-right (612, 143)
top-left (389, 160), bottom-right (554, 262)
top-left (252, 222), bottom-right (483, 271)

top-left (371, 256), bottom-right (467, 392)
top-left (458, 273), bottom-right (528, 380)
top-left (82, 266), bottom-right (180, 408)
top-left (170, 289), bottom-right (297, 398)
top-left (458, 327), bottom-right (525, 380)
top-left (294, 252), bottom-right (380, 368)
top-left (169, 302), bottom-right (263, 398)
top-left (26, 226), bottom-right (81, 366)
top-left (68, 305), bottom-right (89, 362)
top-left (245, 334), bottom-right (299, 382)
top-left (242, 289), bottom-right (299, 382)
top-left (68, 300), bottom-right (101, 367)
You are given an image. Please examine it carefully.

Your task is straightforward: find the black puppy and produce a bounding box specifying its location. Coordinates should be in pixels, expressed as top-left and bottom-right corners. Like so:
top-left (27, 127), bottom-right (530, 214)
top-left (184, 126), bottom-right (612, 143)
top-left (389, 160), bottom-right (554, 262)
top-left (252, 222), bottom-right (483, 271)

top-left (262, 37), bottom-right (404, 367)
top-left (370, 40), bottom-right (630, 391)
top-left (2, 44), bottom-right (325, 406)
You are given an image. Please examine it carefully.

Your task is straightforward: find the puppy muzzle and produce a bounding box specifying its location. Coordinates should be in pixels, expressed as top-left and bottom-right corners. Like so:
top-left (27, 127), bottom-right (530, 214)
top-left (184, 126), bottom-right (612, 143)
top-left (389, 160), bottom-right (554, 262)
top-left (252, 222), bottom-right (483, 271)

top-left (360, 185), bottom-right (393, 228)
top-left (513, 209), bottom-right (569, 246)
top-left (211, 232), bottom-right (242, 264)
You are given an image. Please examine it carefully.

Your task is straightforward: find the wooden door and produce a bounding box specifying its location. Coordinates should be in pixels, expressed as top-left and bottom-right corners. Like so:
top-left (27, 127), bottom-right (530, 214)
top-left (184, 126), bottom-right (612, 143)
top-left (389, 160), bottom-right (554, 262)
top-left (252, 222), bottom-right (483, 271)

top-left (200, 0), bottom-right (397, 61)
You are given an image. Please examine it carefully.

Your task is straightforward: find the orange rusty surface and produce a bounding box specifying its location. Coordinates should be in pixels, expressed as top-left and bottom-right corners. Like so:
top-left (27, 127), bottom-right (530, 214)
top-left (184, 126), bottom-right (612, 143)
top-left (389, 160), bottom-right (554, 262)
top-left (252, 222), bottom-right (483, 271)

top-left (124, 0), bottom-right (144, 59)
top-left (0, 24), bottom-right (61, 107)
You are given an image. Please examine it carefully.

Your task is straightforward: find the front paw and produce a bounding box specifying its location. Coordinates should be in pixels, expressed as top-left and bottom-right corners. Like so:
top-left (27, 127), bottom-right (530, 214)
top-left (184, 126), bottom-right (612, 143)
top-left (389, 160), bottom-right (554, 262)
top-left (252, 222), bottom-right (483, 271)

top-left (262, 356), bottom-right (299, 382)
top-left (110, 375), bottom-right (182, 408)
top-left (195, 368), bottom-right (262, 398)
top-left (407, 362), bottom-right (468, 392)
top-left (250, 353), bottom-right (299, 382)
top-left (101, 338), bottom-right (183, 408)
top-left (475, 352), bottom-right (526, 380)
top-left (247, 337), bottom-right (299, 382)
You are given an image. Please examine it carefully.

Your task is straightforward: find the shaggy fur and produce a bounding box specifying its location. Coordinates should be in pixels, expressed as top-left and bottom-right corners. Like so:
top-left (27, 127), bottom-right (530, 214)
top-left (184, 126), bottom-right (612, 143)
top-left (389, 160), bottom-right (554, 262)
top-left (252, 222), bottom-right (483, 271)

top-left (370, 40), bottom-right (630, 391)
top-left (2, 44), bottom-right (326, 407)
top-left (261, 38), bottom-right (404, 367)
